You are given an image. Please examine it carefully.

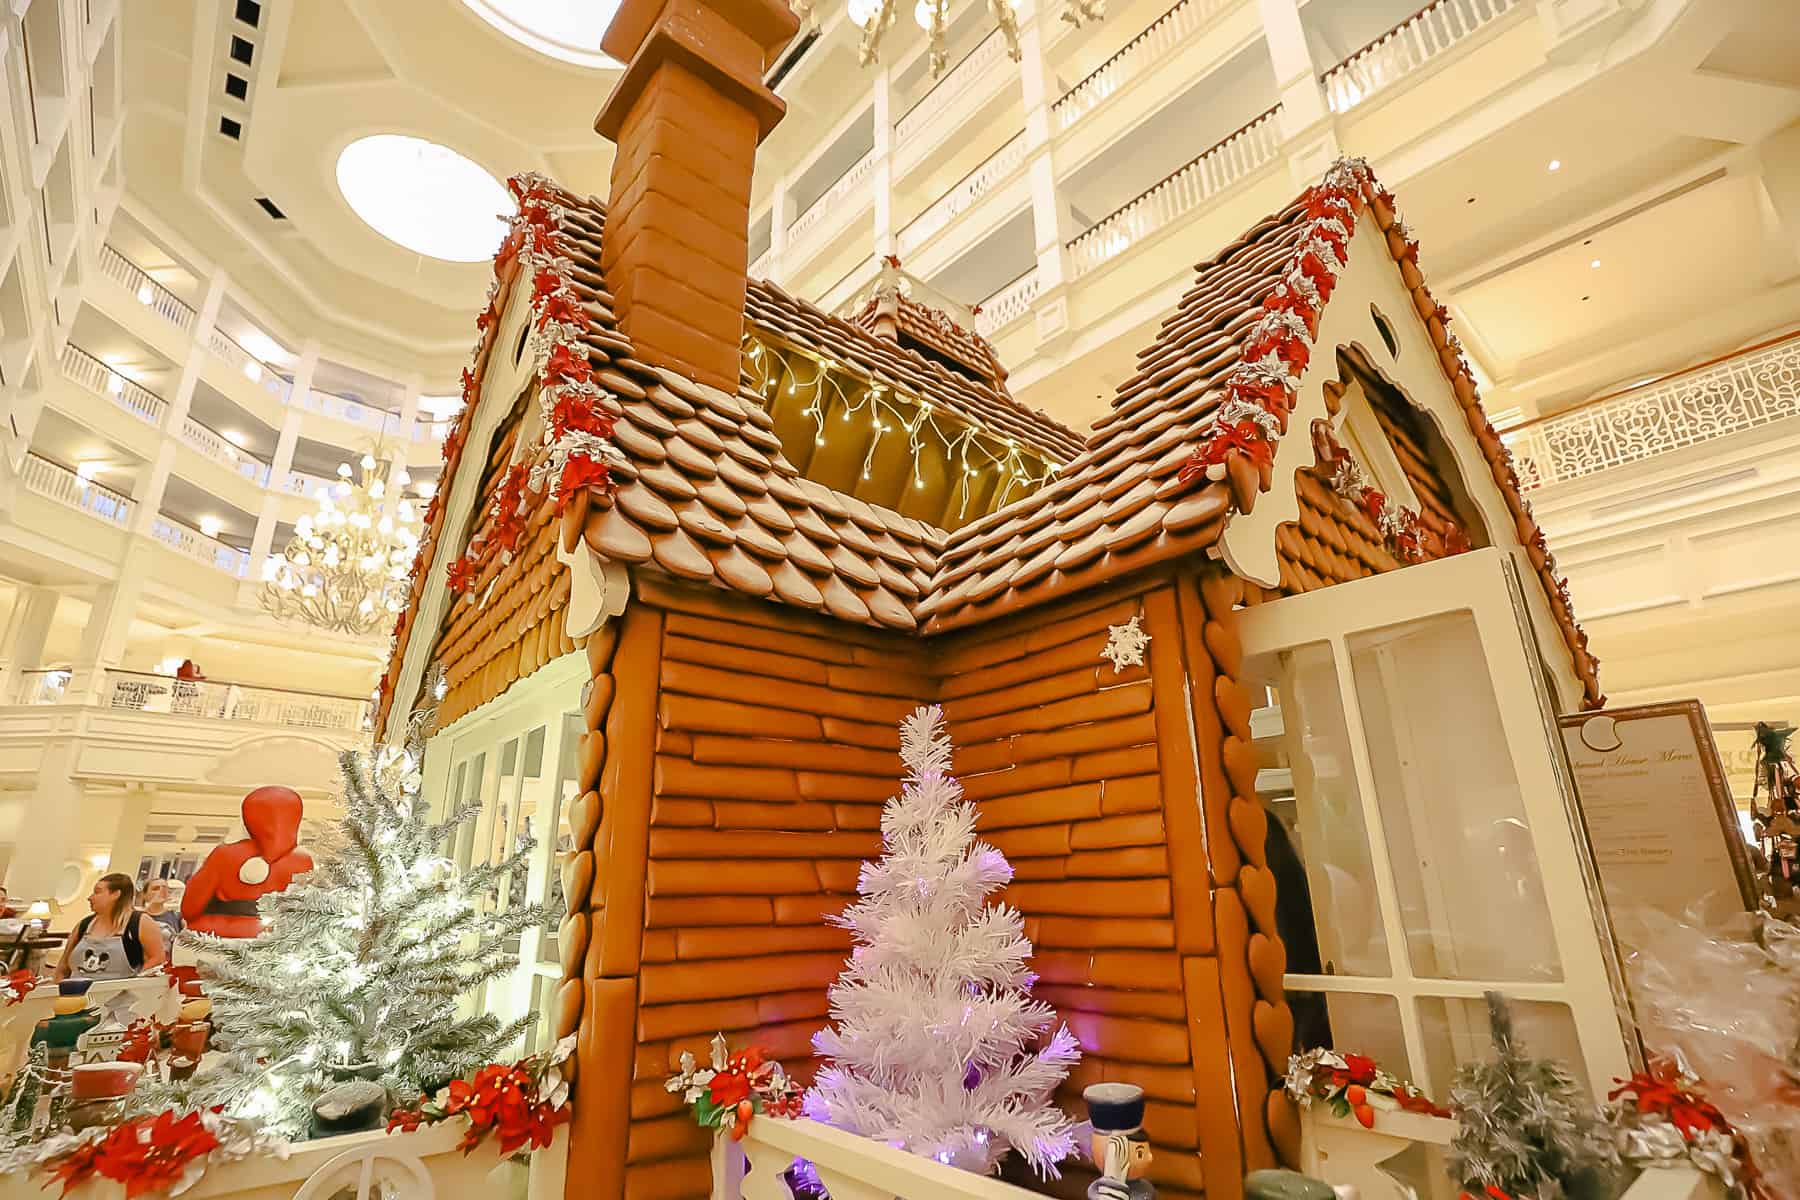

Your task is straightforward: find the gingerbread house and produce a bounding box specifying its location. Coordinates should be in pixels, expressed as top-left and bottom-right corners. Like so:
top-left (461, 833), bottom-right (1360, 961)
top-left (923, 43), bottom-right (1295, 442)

top-left (375, 0), bottom-right (1633, 1197)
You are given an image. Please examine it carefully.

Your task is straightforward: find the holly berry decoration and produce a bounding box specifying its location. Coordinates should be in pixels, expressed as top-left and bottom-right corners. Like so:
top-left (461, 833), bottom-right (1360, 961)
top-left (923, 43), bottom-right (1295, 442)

top-left (666, 1034), bottom-right (804, 1141)
top-left (1283, 1048), bottom-right (1450, 1131)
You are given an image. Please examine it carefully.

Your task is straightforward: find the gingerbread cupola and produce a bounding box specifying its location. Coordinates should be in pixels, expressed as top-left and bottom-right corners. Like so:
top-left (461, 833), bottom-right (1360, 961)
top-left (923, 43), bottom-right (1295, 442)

top-left (596, 0), bottom-right (799, 393)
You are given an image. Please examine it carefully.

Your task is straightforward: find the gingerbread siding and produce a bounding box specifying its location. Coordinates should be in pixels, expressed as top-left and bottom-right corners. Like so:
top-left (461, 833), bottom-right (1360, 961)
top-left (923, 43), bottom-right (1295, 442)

top-left (544, 570), bottom-right (1294, 1200)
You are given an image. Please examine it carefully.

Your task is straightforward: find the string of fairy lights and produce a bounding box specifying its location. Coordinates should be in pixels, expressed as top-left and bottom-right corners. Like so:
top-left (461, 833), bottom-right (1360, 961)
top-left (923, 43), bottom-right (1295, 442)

top-left (741, 332), bottom-right (1061, 523)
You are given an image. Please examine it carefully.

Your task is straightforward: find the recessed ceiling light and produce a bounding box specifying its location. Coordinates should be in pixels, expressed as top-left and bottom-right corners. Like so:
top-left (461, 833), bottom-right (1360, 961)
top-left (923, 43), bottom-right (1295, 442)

top-left (336, 135), bottom-right (515, 263)
top-left (1589, 259), bottom-right (1601, 269)
top-left (200, 515), bottom-right (223, 537)
top-left (1547, 159), bottom-right (1562, 172)
top-left (222, 429), bottom-right (247, 446)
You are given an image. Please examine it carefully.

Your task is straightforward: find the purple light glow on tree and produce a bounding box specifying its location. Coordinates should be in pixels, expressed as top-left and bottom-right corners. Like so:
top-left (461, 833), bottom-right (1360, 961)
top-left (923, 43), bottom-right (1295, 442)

top-left (806, 705), bottom-right (1081, 1177)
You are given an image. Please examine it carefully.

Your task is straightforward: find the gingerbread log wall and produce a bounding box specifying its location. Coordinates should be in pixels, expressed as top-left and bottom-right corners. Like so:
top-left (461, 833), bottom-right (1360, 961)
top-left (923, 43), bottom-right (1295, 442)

top-left (569, 579), bottom-right (937, 1200)
top-left (928, 573), bottom-right (1289, 1200)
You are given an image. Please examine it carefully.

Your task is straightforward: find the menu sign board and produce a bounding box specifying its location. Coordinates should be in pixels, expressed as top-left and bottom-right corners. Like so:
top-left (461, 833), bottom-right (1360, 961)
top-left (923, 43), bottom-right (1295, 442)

top-left (1557, 701), bottom-right (1756, 940)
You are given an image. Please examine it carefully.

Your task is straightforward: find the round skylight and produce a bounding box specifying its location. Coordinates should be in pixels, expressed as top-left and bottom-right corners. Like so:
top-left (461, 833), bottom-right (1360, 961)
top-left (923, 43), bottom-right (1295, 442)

top-left (335, 136), bottom-right (514, 263)
top-left (460, 0), bottom-right (621, 68)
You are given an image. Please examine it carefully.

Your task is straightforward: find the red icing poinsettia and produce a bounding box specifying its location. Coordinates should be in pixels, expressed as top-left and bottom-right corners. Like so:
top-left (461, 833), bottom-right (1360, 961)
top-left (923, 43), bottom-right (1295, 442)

top-left (446, 556), bottom-right (477, 595)
top-left (48, 1110), bottom-right (221, 1199)
top-left (558, 455), bottom-right (612, 497)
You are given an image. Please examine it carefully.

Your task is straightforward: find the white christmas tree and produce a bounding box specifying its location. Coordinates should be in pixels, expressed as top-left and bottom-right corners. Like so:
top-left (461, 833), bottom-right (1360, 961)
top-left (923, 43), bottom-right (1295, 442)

top-left (178, 673), bottom-right (557, 1137)
top-left (806, 705), bottom-right (1081, 1177)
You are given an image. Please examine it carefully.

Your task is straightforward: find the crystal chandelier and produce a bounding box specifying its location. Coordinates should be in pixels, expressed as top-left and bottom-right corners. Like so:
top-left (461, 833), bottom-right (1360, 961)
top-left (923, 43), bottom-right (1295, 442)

top-left (814, 0), bottom-right (1103, 78)
top-left (261, 446), bottom-right (422, 637)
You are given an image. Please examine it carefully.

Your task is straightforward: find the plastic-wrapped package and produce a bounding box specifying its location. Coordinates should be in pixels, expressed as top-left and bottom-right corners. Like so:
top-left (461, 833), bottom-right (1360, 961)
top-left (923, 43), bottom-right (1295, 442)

top-left (1617, 908), bottom-right (1800, 1198)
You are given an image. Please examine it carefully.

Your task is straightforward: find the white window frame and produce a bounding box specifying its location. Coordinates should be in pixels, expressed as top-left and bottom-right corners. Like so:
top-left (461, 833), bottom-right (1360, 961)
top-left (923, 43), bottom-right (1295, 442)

top-left (1237, 547), bottom-right (1634, 1093)
top-left (421, 649), bottom-right (589, 1050)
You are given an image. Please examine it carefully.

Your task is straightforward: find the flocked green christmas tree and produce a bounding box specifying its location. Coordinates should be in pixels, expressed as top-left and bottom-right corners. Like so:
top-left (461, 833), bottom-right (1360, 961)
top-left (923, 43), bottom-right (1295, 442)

top-left (188, 671), bottom-right (557, 1137)
top-left (1448, 992), bottom-right (1617, 1200)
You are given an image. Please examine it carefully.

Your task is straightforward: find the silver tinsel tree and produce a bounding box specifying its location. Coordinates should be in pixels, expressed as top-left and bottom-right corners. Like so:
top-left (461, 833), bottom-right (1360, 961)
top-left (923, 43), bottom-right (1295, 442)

top-left (1448, 992), bottom-right (1617, 1200)
top-left (186, 672), bottom-right (558, 1137)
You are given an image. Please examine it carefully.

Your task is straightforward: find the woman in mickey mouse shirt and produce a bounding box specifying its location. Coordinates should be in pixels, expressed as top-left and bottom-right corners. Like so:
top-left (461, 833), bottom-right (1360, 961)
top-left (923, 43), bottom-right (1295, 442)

top-left (52, 873), bottom-right (166, 982)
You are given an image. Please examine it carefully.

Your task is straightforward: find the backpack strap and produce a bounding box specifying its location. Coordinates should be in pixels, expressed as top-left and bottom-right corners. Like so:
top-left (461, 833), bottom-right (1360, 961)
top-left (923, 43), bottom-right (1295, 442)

top-left (122, 911), bottom-right (143, 969)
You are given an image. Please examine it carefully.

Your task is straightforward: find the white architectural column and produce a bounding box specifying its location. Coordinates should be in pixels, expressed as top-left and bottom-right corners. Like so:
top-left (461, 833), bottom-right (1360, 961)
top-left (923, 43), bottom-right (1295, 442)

top-left (7, 739), bottom-right (85, 908)
top-left (289, 340), bottom-right (321, 410)
top-left (871, 67), bottom-right (896, 259)
top-left (103, 784), bottom-right (155, 879)
top-left (66, 540), bottom-right (153, 702)
top-left (1019, 9), bottom-right (1077, 341)
top-left (162, 270), bottom-right (227, 439)
top-left (1256, 0), bottom-right (1338, 182)
top-left (766, 175), bottom-right (793, 285)
top-left (0, 586), bottom-right (62, 700)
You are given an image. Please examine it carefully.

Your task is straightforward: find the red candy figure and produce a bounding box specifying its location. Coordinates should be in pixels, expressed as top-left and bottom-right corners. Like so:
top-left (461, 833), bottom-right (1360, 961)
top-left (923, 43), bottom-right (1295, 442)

top-left (180, 786), bottom-right (313, 937)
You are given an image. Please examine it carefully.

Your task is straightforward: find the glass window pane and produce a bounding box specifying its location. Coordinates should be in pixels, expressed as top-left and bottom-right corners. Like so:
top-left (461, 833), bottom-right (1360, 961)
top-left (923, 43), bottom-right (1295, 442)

top-left (524, 725), bottom-right (546, 778)
top-left (1415, 996), bottom-right (1588, 1102)
top-left (1349, 612), bottom-right (1562, 983)
top-left (1278, 642), bottom-right (1389, 978)
top-left (454, 752), bottom-right (485, 872)
top-left (1283, 989), bottom-right (1411, 1079)
top-left (540, 712), bottom-right (585, 965)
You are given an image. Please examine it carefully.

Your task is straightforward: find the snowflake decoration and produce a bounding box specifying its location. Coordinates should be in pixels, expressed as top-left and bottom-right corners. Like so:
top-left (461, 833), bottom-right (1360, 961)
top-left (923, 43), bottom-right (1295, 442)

top-left (1101, 614), bottom-right (1151, 672)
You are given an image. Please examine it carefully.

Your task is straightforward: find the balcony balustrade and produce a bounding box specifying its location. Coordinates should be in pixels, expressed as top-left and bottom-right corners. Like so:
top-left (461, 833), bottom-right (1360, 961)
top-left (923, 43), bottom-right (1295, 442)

top-left (60, 343), bottom-right (166, 426)
top-left (97, 244), bottom-right (195, 333)
top-left (1052, 0), bottom-right (1232, 132)
top-left (974, 269), bottom-right (1041, 336)
top-left (149, 515), bottom-right (250, 577)
top-left (893, 30), bottom-right (1010, 147)
top-left (19, 453), bottom-right (135, 526)
top-left (1504, 332), bottom-right (1800, 492)
top-left (897, 133), bottom-right (1027, 258)
top-left (787, 151), bottom-right (878, 249)
top-left (1321, 0), bottom-right (1521, 114)
top-left (1066, 105), bottom-right (1281, 277)
top-left (13, 668), bottom-right (372, 732)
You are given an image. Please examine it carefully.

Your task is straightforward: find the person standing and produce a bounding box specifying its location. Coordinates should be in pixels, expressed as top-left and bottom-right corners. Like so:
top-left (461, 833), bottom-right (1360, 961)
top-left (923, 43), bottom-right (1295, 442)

top-left (142, 879), bottom-right (184, 939)
top-left (52, 874), bottom-right (165, 981)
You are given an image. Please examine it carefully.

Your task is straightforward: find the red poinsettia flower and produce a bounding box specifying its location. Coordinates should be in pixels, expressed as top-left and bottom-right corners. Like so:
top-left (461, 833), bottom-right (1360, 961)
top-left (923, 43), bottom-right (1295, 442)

top-left (710, 1069), bottom-right (754, 1110)
top-left (549, 391), bottom-right (611, 438)
top-left (446, 556), bottom-right (477, 595)
top-left (1244, 327), bottom-right (1310, 374)
top-left (532, 267), bottom-right (568, 307)
top-left (535, 292), bottom-right (582, 330)
top-left (1261, 281), bottom-right (1319, 328)
top-left (1298, 251), bottom-right (1339, 304)
top-left (1442, 524), bottom-right (1472, 556)
top-left (387, 1108), bottom-right (424, 1134)
top-left (1229, 376), bottom-right (1292, 415)
top-left (1357, 488), bottom-right (1387, 523)
top-left (1400, 238), bottom-right (1421, 264)
top-left (68, 1111), bottom-right (222, 1200)
top-left (542, 342), bottom-right (593, 388)
top-left (557, 455), bottom-right (612, 506)
top-left (5, 968), bottom-right (37, 1004)
top-left (494, 227), bottom-right (525, 279)
top-left (1342, 1053), bottom-right (1378, 1086)
top-left (460, 367), bottom-right (478, 406)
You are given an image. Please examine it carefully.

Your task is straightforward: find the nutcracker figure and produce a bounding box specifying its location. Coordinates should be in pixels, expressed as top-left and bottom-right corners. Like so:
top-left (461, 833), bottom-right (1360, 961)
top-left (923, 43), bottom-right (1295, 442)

top-left (1084, 1082), bottom-right (1155, 1200)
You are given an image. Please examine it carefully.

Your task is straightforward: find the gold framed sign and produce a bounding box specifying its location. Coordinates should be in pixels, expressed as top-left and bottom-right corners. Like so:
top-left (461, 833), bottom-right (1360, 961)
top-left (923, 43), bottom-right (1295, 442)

top-left (1557, 700), bottom-right (1757, 942)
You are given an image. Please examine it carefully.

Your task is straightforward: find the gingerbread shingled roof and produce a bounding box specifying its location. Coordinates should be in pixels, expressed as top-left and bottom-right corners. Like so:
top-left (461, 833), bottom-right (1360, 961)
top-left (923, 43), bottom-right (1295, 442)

top-left (382, 162), bottom-right (1600, 729)
top-left (846, 286), bottom-right (1012, 390)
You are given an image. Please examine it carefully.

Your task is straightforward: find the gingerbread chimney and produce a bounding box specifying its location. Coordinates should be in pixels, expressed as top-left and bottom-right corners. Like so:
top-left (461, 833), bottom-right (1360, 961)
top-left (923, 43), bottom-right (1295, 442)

top-left (595, 0), bottom-right (798, 393)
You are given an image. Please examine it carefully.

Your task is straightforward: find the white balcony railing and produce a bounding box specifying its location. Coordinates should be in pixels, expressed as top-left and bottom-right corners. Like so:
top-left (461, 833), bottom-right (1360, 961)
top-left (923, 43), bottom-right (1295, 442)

top-left (150, 515), bottom-right (251, 577)
top-left (283, 469), bottom-right (340, 498)
top-left (206, 328), bottom-right (292, 403)
top-left (1322, 0), bottom-right (1521, 114)
top-left (96, 670), bottom-right (373, 731)
top-left (1067, 104), bottom-right (1282, 277)
top-left (1052, 0), bottom-right (1233, 131)
top-left (897, 132), bottom-right (1028, 257)
top-left (97, 243), bottom-right (196, 332)
top-left (16, 669), bottom-right (71, 705)
top-left (975, 269), bottom-right (1040, 336)
top-left (177, 414), bottom-right (272, 485)
top-left (61, 343), bottom-right (167, 426)
top-left (1505, 332), bottom-right (1800, 491)
top-left (894, 30), bottom-right (1009, 145)
top-left (788, 151), bottom-right (877, 247)
top-left (19, 453), bottom-right (136, 526)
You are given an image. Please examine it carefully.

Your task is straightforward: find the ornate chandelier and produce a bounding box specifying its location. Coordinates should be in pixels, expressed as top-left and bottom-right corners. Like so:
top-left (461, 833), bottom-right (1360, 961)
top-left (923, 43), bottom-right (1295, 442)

top-left (810, 0), bottom-right (1103, 77)
top-left (261, 446), bottom-right (421, 636)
